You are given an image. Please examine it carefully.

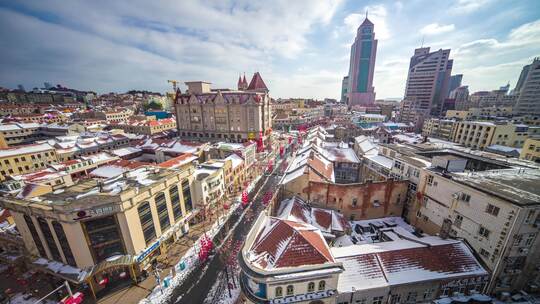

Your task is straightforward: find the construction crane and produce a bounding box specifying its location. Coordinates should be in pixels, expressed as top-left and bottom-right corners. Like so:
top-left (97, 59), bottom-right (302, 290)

top-left (167, 80), bottom-right (180, 91)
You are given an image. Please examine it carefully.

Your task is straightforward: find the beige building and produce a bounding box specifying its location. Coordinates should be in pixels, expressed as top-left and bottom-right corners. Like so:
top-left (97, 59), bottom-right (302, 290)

top-left (191, 162), bottom-right (226, 221)
top-left (0, 123), bottom-right (43, 146)
top-left (451, 121), bottom-right (535, 150)
top-left (445, 110), bottom-right (471, 120)
top-left (520, 137), bottom-right (540, 163)
top-left (0, 164), bottom-right (195, 297)
top-left (422, 118), bottom-right (457, 140)
top-left (73, 110), bottom-right (133, 123)
top-left (385, 148), bottom-right (540, 294)
top-left (174, 73), bottom-right (272, 143)
top-left (0, 143), bottom-right (58, 181)
top-left (112, 118), bottom-right (176, 135)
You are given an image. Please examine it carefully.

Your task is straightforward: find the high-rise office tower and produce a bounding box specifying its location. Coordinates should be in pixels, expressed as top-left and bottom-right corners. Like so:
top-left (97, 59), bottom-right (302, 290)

top-left (341, 76), bottom-right (349, 103)
top-left (347, 14), bottom-right (377, 107)
top-left (514, 58), bottom-right (540, 116)
top-left (450, 86), bottom-right (470, 110)
top-left (513, 63), bottom-right (531, 94)
top-left (447, 74), bottom-right (463, 97)
top-left (400, 47), bottom-right (453, 126)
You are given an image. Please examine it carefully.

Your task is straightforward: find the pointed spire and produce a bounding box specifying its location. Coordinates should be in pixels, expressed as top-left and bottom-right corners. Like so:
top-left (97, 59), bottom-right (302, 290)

top-left (242, 73), bottom-right (247, 86)
top-left (237, 73), bottom-right (242, 89)
top-left (247, 72), bottom-right (269, 93)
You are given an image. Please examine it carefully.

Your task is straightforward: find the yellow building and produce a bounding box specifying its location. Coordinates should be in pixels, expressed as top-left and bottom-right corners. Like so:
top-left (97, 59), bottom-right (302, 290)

top-left (445, 110), bottom-right (471, 120)
top-left (422, 118), bottom-right (457, 140)
top-left (520, 137), bottom-right (540, 163)
top-left (452, 121), bottom-right (534, 150)
top-left (0, 164), bottom-right (195, 297)
top-left (0, 143), bottom-right (58, 181)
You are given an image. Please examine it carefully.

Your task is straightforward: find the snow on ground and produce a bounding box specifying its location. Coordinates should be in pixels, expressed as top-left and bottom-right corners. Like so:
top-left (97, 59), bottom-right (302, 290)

top-left (140, 175), bottom-right (263, 304)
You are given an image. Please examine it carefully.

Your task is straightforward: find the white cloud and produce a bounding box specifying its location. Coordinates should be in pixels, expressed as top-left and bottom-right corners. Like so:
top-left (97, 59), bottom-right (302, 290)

top-left (456, 20), bottom-right (540, 55)
top-left (451, 20), bottom-right (540, 92)
top-left (420, 23), bottom-right (455, 35)
top-left (343, 4), bottom-right (390, 40)
top-left (452, 0), bottom-right (492, 13)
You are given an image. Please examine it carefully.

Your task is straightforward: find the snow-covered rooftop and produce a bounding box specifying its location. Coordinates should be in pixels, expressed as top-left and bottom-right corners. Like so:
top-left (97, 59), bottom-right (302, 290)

top-left (277, 196), bottom-right (350, 237)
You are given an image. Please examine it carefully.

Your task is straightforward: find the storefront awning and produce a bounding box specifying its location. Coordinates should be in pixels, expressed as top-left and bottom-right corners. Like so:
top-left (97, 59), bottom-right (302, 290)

top-left (88, 255), bottom-right (135, 277)
top-left (32, 258), bottom-right (90, 284)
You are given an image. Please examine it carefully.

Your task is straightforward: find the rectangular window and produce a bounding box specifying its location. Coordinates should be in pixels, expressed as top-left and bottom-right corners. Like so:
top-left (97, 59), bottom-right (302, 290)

top-left (478, 226), bottom-right (490, 238)
top-left (480, 248), bottom-right (490, 258)
top-left (24, 215), bottom-right (47, 257)
top-left (406, 292), bottom-right (417, 303)
top-left (52, 221), bottom-right (76, 266)
top-left (83, 215), bottom-right (125, 263)
top-left (460, 193), bottom-right (471, 202)
top-left (156, 193), bottom-right (170, 231)
top-left (170, 185), bottom-right (183, 220)
top-left (427, 175), bottom-right (434, 186)
top-left (138, 201), bottom-right (156, 245)
top-left (485, 204), bottom-right (500, 216)
top-left (525, 233), bottom-right (536, 247)
top-left (182, 180), bottom-right (193, 212)
top-left (372, 296), bottom-right (383, 304)
top-left (454, 214), bottom-right (463, 228)
top-left (37, 217), bottom-right (62, 262)
top-left (390, 294), bottom-right (401, 304)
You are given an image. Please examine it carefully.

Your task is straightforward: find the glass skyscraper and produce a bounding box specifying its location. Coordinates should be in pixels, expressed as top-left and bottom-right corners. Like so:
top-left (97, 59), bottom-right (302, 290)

top-left (347, 15), bottom-right (377, 107)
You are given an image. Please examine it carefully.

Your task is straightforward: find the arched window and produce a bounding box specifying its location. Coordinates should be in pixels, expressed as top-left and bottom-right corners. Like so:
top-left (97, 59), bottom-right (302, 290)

top-left (155, 192), bottom-right (170, 231)
top-left (286, 285), bottom-right (294, 296)
top-left (275, 287), bottom-right (283, 297)
top-left (318, 280), bottom-right (326, 291)
top-left (308, 282), bottom-right (315, 292)
top-left (138, 201), bottom-right (156, 244)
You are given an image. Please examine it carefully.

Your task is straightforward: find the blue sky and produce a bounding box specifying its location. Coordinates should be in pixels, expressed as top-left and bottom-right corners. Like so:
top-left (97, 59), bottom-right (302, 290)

top-left (0, 0), bottom-right (539, 99)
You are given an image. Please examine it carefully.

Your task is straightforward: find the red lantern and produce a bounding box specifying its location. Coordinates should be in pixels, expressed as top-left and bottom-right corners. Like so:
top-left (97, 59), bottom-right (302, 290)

top-left (267, 160), bottom-right (273, 172)
top-left (288, 137), bottom-right (292, 144)
top-left (242, 191), bottom-right (249, 207)
top-left (98, 277), bottom-right (109, 286)
top-left (61, 292), bottom-right (84, 304)
top-left (224, 203), bottom-right (230, 210)
top-left (279, 145), bottom-right (284, 157)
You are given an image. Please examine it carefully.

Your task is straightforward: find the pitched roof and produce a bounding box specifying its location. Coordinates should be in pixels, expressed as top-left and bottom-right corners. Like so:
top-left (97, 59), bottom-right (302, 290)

top-left (334, 241), bottom-right (488, 292)
top-left (247, 72), bottom-right (268, 91)
top-left (247, 217), bottom-right (334, 270)
top-left (360, 17), bottom-right (373, 27)
top-left (277, 196), bottom-right (350, 235)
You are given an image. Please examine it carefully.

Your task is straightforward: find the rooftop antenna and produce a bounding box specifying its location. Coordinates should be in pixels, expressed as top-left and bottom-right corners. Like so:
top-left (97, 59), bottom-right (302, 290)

top-left (366, 9), bottom-right (368, 19)
top-left (421, 36), bottom-right (425, 48)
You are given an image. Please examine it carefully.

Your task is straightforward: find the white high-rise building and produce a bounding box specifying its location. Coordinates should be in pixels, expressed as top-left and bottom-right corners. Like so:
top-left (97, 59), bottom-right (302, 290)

top-left (514, 58), bottom-right (540, 116)
top-left (399, 47), bottom-right (453, 129)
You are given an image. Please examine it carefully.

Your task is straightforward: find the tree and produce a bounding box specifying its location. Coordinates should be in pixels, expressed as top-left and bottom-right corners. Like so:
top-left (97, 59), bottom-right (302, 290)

top-left (144, 101), bottom-right (163, 110)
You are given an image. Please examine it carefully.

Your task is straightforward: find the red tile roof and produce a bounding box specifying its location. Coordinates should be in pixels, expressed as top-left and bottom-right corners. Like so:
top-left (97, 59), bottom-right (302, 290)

top-left (249, 217), bottom-right (334, 270)
top-left (158, 153), bottom-right (197, 169)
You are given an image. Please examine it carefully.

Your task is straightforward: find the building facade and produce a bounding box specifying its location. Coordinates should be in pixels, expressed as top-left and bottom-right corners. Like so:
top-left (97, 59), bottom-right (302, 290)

top-left (174, 73), bottom-right (272, 143)
top-left (422, 118), bottom-right (457, 140)
top-left (0, 165), bottom-right (195, 296)
top-left (0, 143), bottom-right (58, 181)
top-left (514, 58), bottom-right (540, 116)
top-left (400, 47), bottom-right (453, 127)
top-left (520, 137), bottom-right (540, 163)
top-left (451, 121), bottom-right (536, 150)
